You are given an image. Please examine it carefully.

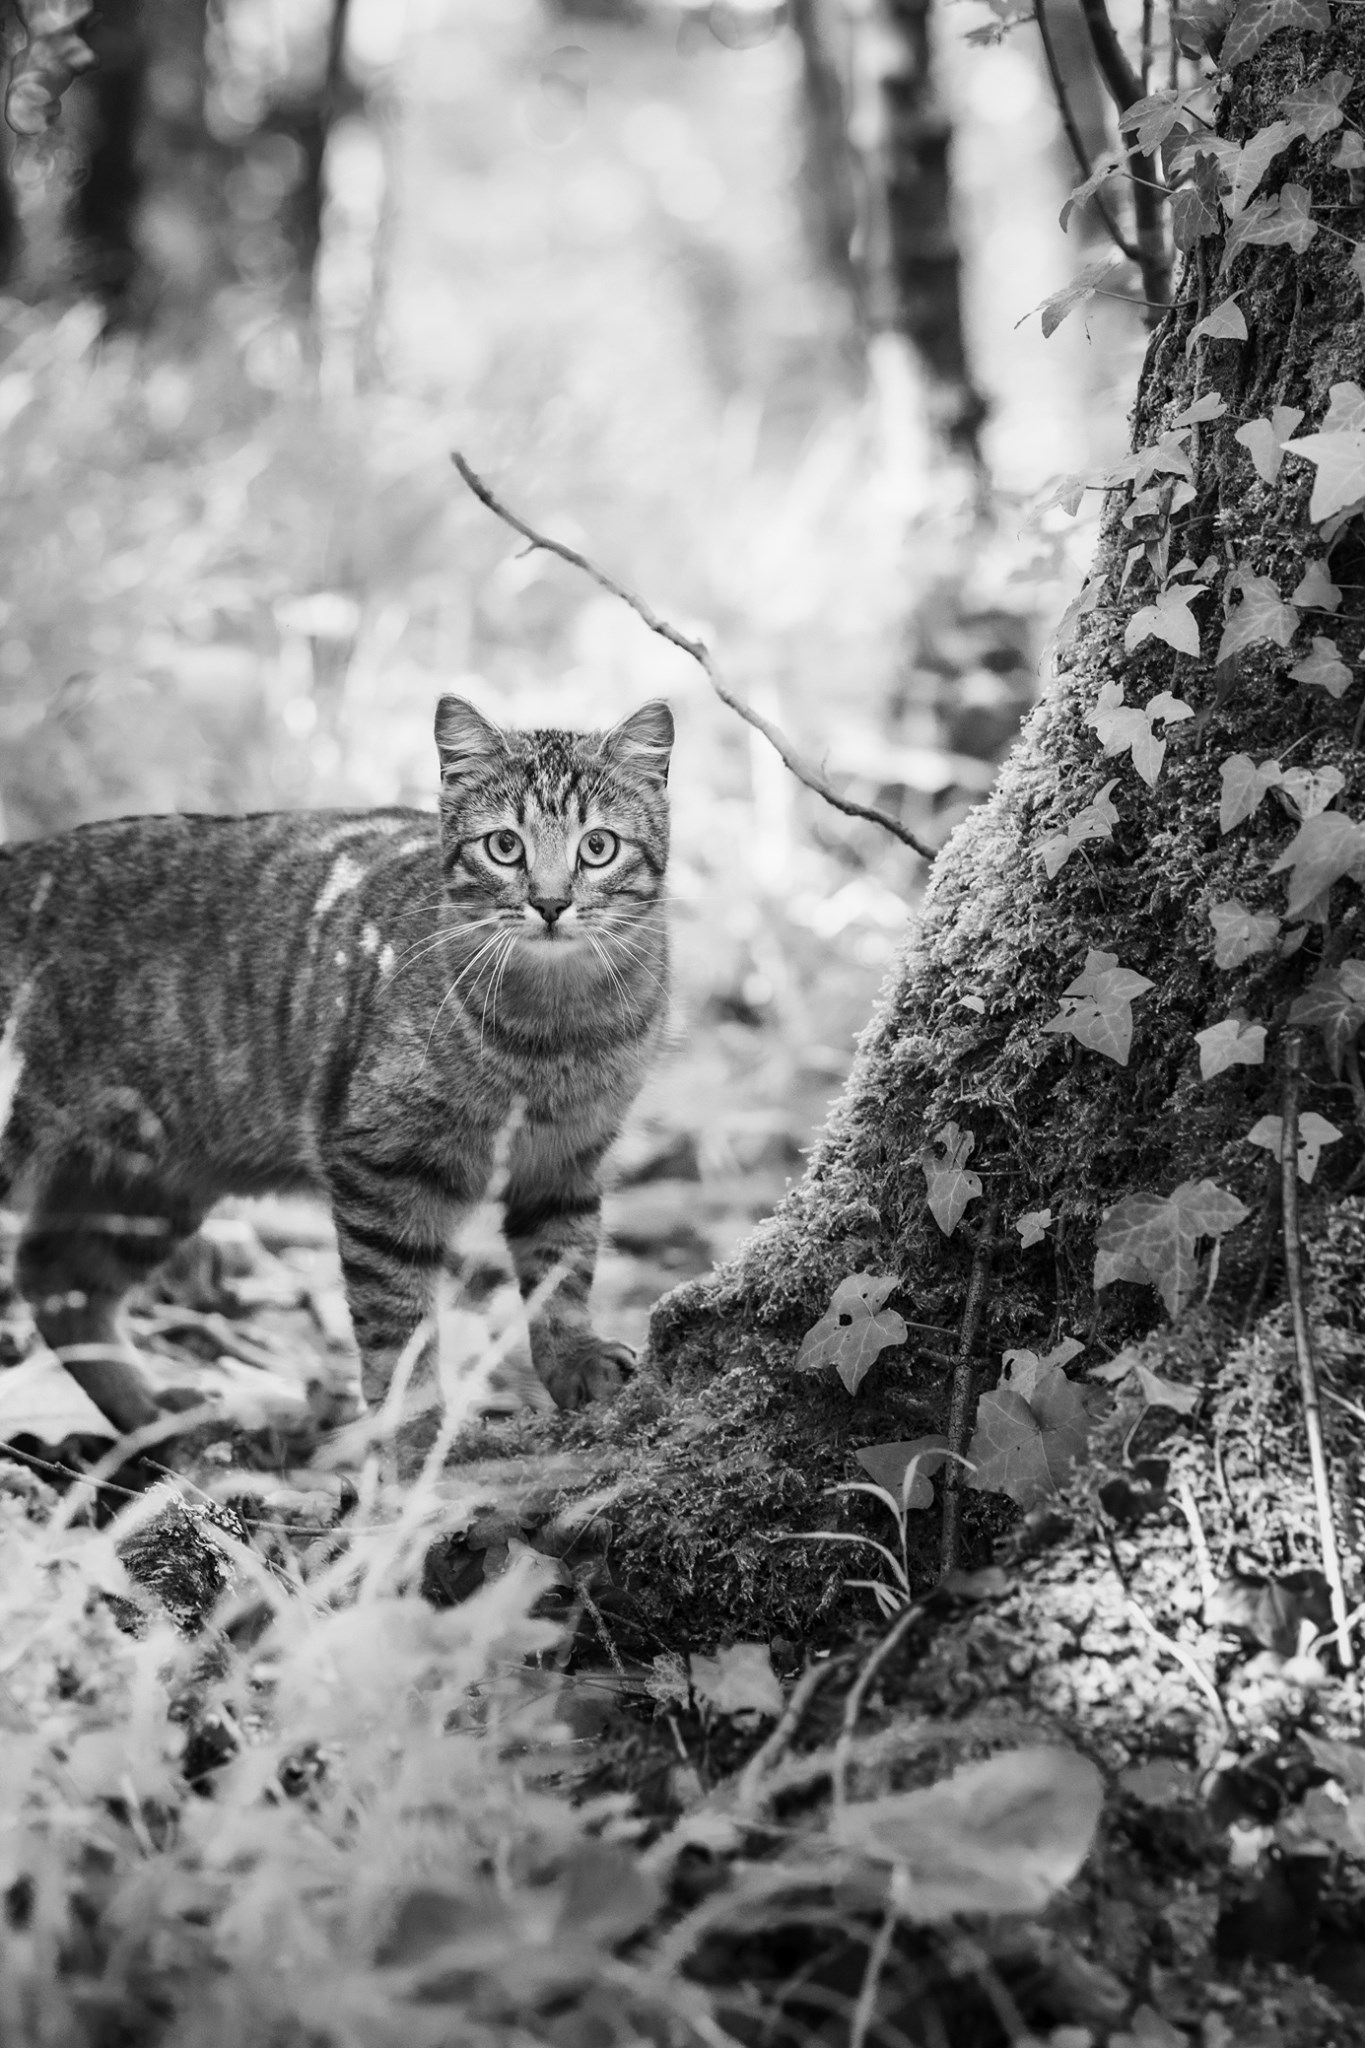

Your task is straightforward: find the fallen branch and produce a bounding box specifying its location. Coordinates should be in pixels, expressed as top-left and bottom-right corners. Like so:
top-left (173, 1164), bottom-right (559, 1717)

top-left (451, 453), bottom-right (933, 859)
top-left (1281, 1030), bottom-right (1355, 1670)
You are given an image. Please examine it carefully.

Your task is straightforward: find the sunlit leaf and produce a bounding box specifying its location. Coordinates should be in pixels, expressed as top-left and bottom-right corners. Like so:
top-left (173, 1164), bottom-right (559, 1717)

top-left (1219, 753), bottom-right (1282, 833)
top-left (1283, 398), bottom-right (1365, 522)
top-left (1335, 133), bottom-right (1365, 171)
top-left (1221, 0), bottom-right (1329, 69)
top-left (1123, 585), bottom-right (1207, 658)
top-left (1288, 960), bottom-right (1365, 1073)
top-left (1186, 297), bottom-right (1247, 353)
top-left (1169, 390), bottom-right (1226, 428)
top-left (1268, 811), bottom-right (1365, 918)
top-left (1030, 259), bottom-right (1130, 338)
top-left (1280, 71), bottom-right (1352, 142)
top-left (1234, 406), bottom-right (1303, 482)
top-left (1041, 948), bottom-right (1153, 1066)
top-left (689, 1644), bottom-right (783, 1719)
top-left (1290, 559), bottom-right (1342, 611)
top-left (1222, 120), bottom-right (1294, 217)
top-left (796, 1271), bottom-right (908, 1394)
top-left (1086, 680), bottom-right (1192, 785)
top-left (1195, 1016), bottom-right (1266, 1077)
top-left (1014, 1208), bottom-right (1054, 1248)
top-left (1277, 764), bottom-right (1346, 817)
top-left (1039, 780), bottom-right (1120, 877)
top-left (1119, 88), bottom-right (1202, 154)
top-left (1246, 1111), bottom-right (1342, 1182)
top-left (1214, 572), bottom-right (1299, 664)
top-left (1209, 897), bottom-right (1280, 966)
top-left (1223, 184), bottom-right (1318, 267)
top-left (1094, 1180), bottom-right (1248, 1316)
top-left (923, 1122), bottom-right (982, 1236)
top-left (831, 1748), bottom-right (1103, 1917)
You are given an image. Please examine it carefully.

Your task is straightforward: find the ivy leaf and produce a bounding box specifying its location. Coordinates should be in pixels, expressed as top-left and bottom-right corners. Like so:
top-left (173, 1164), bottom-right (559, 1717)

top-left (1335, 132), bottom-right (1365, 171)
top-left (1223, 120), bottom-right (1294, 217)
top-left (1060, 149), bottom-right (1129, 232)
top-left (1172, 178), bottom-right (1223, 251)
top-left (1281, 72), bottom-right (1352, 142)
top-left (1086, 681), bottom-right (1192, 785)
top-left (1031, 259), bottom-right (1129, 338)
top-left (1277, 764), bottom-right (1346, 818)
top-left (796, 1271), bottom-right (908, 1393)
top-left (1215, 572), bottom-right (1299, 664)
top-left (1095, 1350), bottom-right (1201, 1413)
top-left (1283, 396), bottom-right (1365, 522)
top-left (1209, 898), bottom-right (1280, 967)
top-left (1038, 778), bottom-right (1120, 878)
top-left (1002, 1337), bottom-right (1085, 1399)
top-left (1186, 297), bottom-right (1247, 353)
top-left (1094, 1179), bottom-right (1248, 1317)
top-left (1291, 559), bottom-right (1342, 612)
top-left (689, 1644), bottom-right (783, 1719)
top-left (855, 1435), bottom-right (950, 1508)
top-left (966, 1358), bottom-right (1092, 1507)
top-left (830, 1747), bottom-right (1104, 1917)
top-left (1223, 184), bottom-right (1318, 266)
top-left (1246, 1112), bottom-right (1342, 1183)
top-left (923, 1122), bottom-right (982, 1237)
top-left (1288, 960), bottom-right (1365, 1073)
top-left (1221, 0), bottom-right (1330, 69)
top-left (1170, 391), bottom-right (1227, 428)
top-left (1042, 948), bottom-right (1153, 1066)
top-left (1014, 1208), bottom-right (1055, 1248)
top-left (1195, 1016), bottom-right (1266, 1077)
top-left (1123, 585), bottom-right (1207, 659)
top-left (1119, 88), bottom-right (1200, 155)
top-left (1268, 811), bottom-right (1365, 918)
top-left (1234, 406), bottom-right (1304, 482)
top-left (1219, 753), bottom-right (1283, 832)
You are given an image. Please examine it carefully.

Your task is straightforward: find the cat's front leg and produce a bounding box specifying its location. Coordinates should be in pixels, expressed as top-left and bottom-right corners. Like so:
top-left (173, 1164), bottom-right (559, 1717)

top-left (502, 1162), bottom-right (631, 1410)
top-left (326, 1144), bottom-right (464, 1411)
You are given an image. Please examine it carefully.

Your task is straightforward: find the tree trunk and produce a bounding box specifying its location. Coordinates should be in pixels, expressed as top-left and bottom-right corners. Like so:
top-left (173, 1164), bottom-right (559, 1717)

top-left (554, 17), bottom-right (1365, 1658)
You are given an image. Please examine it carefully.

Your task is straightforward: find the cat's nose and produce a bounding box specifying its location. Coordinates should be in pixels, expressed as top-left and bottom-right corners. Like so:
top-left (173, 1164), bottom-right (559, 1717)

top-left (531, 893), bottom-right (571, 927)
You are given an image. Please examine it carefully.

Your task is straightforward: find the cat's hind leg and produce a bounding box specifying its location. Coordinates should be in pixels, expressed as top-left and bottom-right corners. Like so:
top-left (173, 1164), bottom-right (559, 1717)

top-left (16, 1159), bottom-right (205, 1434)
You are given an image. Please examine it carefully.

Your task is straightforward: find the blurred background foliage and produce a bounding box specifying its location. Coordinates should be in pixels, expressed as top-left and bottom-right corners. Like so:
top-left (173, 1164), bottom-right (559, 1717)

top-left (0, 0), bottom-right (1150, 1336)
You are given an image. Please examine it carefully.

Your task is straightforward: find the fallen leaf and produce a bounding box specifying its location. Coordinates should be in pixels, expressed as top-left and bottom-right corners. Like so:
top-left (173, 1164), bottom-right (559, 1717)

top-left (689, 1643), bottom-right (783, 1719)
top-left (830, 1747), bottom-right (1103, 1918)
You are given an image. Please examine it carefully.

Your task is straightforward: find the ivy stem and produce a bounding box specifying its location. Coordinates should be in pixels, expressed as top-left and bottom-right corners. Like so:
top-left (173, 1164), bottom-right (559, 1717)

top-left (940, 1204), bottom-right (998, 1575)
top-left (1281, 1030), bottom-right (1355, 1669)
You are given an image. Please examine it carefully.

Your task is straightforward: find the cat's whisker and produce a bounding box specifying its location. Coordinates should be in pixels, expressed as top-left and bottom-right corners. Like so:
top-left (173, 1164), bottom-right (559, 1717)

top-left (421, 928), bottom-right (513, 1063)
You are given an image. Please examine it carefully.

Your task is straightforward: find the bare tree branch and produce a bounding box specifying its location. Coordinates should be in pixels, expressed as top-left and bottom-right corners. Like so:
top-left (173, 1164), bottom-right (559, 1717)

top-left (1034, 0), bottom-right (1140, 266)
top-left (1075, 0), bottom-right (1171, 314)
top-left (451, 452), bottom-right (935, 860)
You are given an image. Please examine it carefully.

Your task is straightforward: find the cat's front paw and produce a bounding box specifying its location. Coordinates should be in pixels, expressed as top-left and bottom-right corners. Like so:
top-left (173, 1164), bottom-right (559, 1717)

top-left (535, 1333), bottom-right (635, 1411)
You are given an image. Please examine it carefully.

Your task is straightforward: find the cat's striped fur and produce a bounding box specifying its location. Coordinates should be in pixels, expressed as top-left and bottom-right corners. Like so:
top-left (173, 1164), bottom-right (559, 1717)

top-left (0, 696), bottom-right (673, 1433)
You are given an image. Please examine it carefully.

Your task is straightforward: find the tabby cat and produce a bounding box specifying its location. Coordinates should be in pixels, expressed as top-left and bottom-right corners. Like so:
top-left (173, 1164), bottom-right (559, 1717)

top-left (0, 696), bottom-right (673, 1434)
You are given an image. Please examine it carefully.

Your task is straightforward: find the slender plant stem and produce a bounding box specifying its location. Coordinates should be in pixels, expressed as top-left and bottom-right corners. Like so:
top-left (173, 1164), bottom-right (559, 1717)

top-left (1075, 0), bottom-right (1171, 312)
top-left (850, 1909), bottom-right (898, 2048)
top-left (833, 1600), bottom-right (923, 1811)
top-left (1281, 1030), bottom-right (1355, 1669)
top-left (940, 1205), bottom-right (997, 1574)
top-left (1034, 0), bottom-right (1140, 263)
top-left (451, 454), bottom-right (933, 859)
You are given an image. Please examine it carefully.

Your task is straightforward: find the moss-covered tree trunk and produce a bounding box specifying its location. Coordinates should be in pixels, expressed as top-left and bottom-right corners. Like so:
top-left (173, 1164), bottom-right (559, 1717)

top-left (595, 15), bottom-right (1365, 1647)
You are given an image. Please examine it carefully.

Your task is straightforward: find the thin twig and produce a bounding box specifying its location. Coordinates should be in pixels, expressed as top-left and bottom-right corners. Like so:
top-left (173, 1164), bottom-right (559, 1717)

top-left (851, 1908), bottom-right (898, 2048)
top-left (1075, 0), bottom-right (1171, 313)
top-left (940, 1207), bottom-right (998, 1575)
top-left (1175, 1474), bottom-right (1217, 1607)
top-left (451, 453), bottom-right (933, 858)
top-left (1034, 0), bottom-right (1140, 264)
top-left (1281, 1031), bottom-right (1355, 1669)
top-left (1126, 1590), bottom-right (1229, 1731)
top-left (832, 1602), bottom-right (924, 1811)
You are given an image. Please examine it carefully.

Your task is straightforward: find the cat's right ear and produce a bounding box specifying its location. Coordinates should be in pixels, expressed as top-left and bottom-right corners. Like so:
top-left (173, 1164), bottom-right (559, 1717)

top-left (435, 696), bottom-right (507, 783)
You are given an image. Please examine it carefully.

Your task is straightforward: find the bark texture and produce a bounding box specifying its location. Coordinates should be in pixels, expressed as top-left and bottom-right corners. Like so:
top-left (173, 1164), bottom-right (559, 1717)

top-left (605, 19), bottom-right (1365, 1643)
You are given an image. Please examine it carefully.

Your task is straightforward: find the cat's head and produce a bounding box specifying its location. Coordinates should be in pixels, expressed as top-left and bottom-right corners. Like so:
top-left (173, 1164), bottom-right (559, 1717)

top-left (433, 696), bottom-right (672, 951)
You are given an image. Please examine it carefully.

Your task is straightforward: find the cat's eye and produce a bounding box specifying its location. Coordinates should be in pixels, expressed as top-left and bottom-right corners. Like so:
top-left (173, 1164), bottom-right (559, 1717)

top-left (578, 829), bottom-right (619, 868)
top-left (485, 828), bottom-right (524, 866)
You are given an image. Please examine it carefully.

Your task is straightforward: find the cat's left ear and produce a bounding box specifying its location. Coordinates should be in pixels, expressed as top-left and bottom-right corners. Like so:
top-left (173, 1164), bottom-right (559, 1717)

top-left (435, 696), bottom-right (508, 782)
top-left (600, 700), bottom-right (673, 786)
